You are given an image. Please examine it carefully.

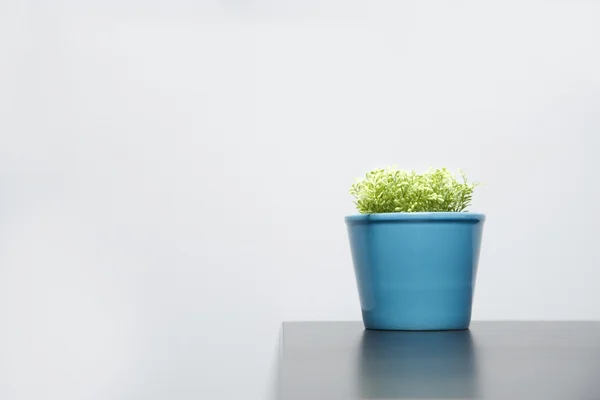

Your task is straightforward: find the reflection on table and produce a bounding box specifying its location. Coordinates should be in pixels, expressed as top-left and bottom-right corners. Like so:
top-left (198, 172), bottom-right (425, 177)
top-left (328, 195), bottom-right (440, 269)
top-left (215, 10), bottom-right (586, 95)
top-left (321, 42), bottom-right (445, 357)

top-left (359, 329), bottom-right (477, 399)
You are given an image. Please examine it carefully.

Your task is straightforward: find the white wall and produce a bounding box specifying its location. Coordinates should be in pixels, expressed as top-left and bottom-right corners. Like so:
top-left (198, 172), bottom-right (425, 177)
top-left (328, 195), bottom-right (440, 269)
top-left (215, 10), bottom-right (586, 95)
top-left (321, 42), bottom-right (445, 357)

top-left (272, 1), bottom-right (600, 322)
top-left (0, 4), bottom-right (280, 400)
top-left (1, 1), bottom-right (599, 400)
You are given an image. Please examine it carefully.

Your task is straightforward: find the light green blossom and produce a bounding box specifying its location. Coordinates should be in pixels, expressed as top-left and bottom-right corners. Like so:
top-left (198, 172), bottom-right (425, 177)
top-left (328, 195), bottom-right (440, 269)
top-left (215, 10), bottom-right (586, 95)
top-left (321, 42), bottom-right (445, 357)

top-left (350, 167), bottom-right (478, 214)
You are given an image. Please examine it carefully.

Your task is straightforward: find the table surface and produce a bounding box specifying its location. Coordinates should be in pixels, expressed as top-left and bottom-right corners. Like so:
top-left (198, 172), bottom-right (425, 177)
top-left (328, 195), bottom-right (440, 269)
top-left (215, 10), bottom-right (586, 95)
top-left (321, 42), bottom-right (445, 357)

top-left (277, 321), bottom-right (600, 400)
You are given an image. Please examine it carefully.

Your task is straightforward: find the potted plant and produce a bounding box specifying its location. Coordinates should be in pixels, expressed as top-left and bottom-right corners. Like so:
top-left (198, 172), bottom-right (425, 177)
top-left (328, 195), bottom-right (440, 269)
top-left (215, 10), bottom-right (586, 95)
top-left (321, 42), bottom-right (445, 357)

top-left (346, 167), bottom-right (484, 331)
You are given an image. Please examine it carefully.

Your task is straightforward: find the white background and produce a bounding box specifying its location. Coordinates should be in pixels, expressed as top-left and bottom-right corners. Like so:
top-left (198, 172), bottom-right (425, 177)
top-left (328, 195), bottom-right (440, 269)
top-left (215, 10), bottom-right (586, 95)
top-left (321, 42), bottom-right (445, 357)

top-left (1, 1), bottom-right (599, 399)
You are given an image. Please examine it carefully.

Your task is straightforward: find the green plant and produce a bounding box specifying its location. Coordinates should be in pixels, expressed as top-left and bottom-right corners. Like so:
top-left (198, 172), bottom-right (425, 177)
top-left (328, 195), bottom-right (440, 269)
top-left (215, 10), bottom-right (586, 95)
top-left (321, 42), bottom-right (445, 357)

top-left (349, 167), bottom-right (478, 214)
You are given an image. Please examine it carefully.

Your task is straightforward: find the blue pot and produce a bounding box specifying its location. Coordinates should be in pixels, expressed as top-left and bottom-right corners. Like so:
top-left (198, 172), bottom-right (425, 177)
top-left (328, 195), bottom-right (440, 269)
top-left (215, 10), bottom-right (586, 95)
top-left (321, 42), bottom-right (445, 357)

top-left (345, 212), bottom-right (485, 331)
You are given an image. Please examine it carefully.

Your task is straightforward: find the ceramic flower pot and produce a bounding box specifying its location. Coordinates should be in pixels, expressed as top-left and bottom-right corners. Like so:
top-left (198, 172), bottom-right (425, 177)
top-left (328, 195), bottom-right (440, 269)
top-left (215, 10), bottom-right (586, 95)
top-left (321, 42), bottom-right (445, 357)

top-left (345, 212), bottom-right (485, 331)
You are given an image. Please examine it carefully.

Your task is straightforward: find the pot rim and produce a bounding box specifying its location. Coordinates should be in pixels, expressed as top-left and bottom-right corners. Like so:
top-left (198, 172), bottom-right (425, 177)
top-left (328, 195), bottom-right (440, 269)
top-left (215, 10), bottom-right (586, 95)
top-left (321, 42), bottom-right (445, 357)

top-left (345, 212), bottom-right (485, 224)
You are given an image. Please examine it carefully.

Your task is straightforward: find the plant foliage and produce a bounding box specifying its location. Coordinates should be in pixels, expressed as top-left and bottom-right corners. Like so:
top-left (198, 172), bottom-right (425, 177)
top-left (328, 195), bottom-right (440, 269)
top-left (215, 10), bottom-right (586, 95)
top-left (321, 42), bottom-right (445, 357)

top-left (350, 167), bottom-right (478, 214)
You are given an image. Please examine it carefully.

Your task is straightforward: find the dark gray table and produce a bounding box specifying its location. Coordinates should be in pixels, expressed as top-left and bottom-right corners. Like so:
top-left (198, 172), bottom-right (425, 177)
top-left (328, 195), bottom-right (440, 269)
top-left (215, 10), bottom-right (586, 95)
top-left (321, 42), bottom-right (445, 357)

top-left (277, 322), bottom-right (600, 400)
